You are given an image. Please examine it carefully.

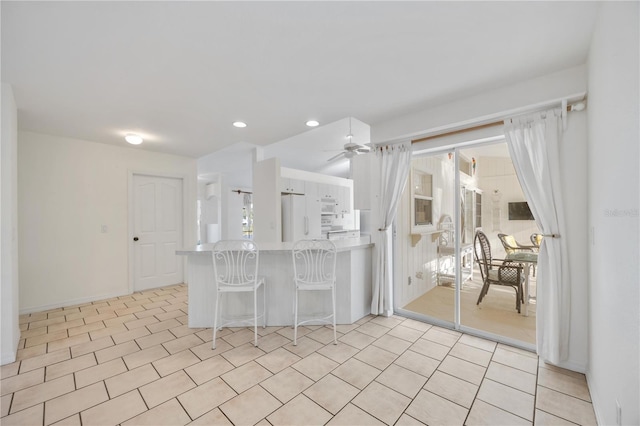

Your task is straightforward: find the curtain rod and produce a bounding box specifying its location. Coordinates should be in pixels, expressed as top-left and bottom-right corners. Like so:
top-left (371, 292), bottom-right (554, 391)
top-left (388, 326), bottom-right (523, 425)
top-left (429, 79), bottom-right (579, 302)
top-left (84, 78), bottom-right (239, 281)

top-left (412, 100), bottom-right (585, 144)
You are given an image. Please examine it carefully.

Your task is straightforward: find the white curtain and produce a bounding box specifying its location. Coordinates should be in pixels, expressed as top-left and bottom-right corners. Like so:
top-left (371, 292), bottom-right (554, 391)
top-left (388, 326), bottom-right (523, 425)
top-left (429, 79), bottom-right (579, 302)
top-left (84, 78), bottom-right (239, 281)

top-left (371, 142), bottom-right (412, 316)
top-left (503, 109), bottom-right (571, 364)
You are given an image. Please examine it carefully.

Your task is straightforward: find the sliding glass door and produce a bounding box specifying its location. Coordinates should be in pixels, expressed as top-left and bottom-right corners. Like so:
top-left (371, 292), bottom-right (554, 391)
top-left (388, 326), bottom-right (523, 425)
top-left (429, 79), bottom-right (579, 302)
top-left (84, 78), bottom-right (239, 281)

top-left (395, 141), bottom-right (537, 349)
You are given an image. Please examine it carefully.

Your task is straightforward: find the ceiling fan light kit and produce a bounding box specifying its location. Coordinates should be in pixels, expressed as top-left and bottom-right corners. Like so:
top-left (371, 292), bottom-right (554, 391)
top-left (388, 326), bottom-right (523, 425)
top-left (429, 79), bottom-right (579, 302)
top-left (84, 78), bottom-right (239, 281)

top-left (327, 117), bottom-right (371, 162)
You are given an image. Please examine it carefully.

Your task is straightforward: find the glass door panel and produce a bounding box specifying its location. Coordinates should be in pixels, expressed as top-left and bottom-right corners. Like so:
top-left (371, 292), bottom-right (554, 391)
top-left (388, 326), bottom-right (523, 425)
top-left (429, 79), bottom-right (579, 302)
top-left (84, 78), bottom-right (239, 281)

top-left (398, 151), bottom-right (456, 324)
top-left (458, 143), bottom-right (537, 345)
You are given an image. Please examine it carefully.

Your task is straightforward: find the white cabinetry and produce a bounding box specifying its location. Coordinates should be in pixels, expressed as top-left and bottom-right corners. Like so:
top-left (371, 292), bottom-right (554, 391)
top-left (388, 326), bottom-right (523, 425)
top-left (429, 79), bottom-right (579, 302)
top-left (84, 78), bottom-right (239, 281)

top-left (336, 185), bottom-right (351, 214)
top-left (280, 178), bottom-right (305, 194)
top-left (304, 181), bottom-right (319, 198)
top-left (317, 183), bottom-right (351, 215)
top-left (318, 183), bottom-right (338, 200)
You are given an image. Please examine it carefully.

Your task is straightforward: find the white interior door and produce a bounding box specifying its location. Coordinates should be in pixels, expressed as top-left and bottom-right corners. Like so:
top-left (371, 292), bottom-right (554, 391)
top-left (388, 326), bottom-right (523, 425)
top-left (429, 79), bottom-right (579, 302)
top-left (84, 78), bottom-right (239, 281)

top-left (133, 174), bottom-right (184, 291)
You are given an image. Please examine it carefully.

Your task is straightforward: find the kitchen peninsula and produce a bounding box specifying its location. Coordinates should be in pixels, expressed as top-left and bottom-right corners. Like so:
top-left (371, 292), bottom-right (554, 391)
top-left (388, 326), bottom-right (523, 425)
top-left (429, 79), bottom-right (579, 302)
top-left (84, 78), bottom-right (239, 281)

top-left (177, 237), bottom-right (372, 327)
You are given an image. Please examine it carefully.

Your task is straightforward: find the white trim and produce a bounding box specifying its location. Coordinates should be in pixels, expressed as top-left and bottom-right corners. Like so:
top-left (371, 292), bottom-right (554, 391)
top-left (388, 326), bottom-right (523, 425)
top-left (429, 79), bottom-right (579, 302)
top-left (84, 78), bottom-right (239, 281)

top-left (413, 135), bottom-right (506, 156)
top-left (553, 359), bottom-right (587, 374)
top-left (458, 325), bottom-right (536, 353)
top-left (586, 373), bottom-right (604, 426)
top-left (376, 92), bottom-right (587, 147)
top-left (453, 148), bottom-right (461, 328)
top-left (395, 308), bottom-right (454, 330)
top-left (396, 305), bottom-right (539, 353)
top-left (19, 289), bottom-right (130, 315)
top-left (2, 352), bottom-right (17, 365)
top-left (1, 333), bottom-right (20, 365)
top-left (128, 171), bottom-right (188, 294)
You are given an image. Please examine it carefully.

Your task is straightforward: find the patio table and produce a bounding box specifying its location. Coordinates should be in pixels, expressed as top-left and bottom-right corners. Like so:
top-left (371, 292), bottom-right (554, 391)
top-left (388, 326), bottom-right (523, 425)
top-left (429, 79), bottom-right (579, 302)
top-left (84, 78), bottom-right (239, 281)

top-left (506, 251), bottom-right (538, 316)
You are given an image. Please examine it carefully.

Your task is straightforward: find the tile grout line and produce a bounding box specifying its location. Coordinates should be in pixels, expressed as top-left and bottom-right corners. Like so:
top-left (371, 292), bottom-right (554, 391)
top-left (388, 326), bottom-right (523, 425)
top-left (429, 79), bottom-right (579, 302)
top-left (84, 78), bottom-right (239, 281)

top-left (4, 284), bottom-right (594, 425)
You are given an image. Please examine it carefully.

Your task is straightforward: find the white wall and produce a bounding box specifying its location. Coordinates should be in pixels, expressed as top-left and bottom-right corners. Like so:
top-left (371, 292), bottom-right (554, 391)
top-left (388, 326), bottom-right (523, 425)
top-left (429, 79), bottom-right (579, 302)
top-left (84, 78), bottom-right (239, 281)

top-left (1, 84), bottom-right (20, 364)
top-left (18, 132), bottom-right (197, 313)
top-left (373, 65), bottom-right (590, 371)
top-left (373, 64), bottom-right (587, 144)
top-left (252, 157), bottom-right (281, 243)
top-left (476, 155), bottom-right (540, 258)
top-left (223, 189), bottom-right (245, 240)
top-left (586, 3), bottom-right (639, 425)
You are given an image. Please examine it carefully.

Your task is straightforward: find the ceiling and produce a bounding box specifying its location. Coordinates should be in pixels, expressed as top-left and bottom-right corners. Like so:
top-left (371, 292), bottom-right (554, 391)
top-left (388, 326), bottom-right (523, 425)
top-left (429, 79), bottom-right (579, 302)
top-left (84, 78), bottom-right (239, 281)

top-left (197, 117), bottom-right (370, 187)
top-left (2, 2), bottom-right (598, 165)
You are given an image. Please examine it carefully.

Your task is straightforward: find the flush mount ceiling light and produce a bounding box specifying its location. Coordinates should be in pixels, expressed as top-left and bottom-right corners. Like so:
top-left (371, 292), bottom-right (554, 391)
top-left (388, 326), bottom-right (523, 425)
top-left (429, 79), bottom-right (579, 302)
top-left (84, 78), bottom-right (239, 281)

top-left (233, 121), bottom-right (247, 128)
top-left (125, 134), bottom-right (143, 145)
top-left (306, 120), bottom-right (319, 127)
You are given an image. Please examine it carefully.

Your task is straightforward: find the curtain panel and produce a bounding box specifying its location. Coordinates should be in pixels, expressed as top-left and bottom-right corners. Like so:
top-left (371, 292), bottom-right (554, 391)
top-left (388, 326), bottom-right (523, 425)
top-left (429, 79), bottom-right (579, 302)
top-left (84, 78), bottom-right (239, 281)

top-left (371, 142), bottom-right (412, 316)
top-left (503, 110), bottom-right (571, 364)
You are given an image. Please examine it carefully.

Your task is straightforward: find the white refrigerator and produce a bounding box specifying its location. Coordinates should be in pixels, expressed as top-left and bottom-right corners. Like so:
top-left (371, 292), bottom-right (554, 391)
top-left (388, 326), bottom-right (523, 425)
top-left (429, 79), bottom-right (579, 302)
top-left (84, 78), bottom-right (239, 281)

top-left (282, 194), bottom-right (322, 242)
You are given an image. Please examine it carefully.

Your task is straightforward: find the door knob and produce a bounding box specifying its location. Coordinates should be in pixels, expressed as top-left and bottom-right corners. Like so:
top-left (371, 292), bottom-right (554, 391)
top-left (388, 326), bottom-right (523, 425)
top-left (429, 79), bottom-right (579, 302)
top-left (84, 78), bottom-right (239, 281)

top-left (133, 237), bottom-right (139, 241)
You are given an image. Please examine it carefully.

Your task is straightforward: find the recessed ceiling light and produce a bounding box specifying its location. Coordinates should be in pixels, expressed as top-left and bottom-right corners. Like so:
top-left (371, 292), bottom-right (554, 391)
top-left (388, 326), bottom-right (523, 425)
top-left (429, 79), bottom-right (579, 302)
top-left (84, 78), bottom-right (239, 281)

top-left (306, 120), bottom-right (319, 127)
top-left (233, 121), bottom-right (247, 128)
top-left (125, 134), bottom-right (143, 145)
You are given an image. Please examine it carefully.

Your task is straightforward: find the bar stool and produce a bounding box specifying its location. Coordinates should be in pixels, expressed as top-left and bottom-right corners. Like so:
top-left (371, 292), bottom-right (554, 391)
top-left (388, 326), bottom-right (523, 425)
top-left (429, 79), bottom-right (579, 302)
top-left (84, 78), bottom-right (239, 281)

top-left (291, 239), bottom-right (337, 345)
top-left (211, 240), bottom-right (265, 349)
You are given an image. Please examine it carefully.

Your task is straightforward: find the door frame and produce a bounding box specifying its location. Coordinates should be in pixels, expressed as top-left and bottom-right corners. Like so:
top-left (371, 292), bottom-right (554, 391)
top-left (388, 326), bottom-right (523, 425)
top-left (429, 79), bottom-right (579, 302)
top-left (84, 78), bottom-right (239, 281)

top-left (392, 140), bottom-right (537, 352)
top-left (128, 170), bottom-right (189, 294)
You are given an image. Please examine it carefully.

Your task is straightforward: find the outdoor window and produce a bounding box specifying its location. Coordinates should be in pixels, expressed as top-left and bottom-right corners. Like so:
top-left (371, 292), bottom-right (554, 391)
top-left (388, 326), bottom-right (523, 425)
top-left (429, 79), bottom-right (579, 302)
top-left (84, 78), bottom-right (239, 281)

top-left (412, 168), bottom-right (433, 228)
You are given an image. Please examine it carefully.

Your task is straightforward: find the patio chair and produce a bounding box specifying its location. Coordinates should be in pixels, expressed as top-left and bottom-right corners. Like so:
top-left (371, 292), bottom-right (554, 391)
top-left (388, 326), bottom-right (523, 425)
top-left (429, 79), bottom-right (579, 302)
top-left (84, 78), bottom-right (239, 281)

top-left (498, 233), bottom-right (537, 276)
top-left (473, 231), bottom-right (524, 313)
top-left (530, 233), bottom-right (543, 249)
top-left (497, 233), bottom-right (536, 255)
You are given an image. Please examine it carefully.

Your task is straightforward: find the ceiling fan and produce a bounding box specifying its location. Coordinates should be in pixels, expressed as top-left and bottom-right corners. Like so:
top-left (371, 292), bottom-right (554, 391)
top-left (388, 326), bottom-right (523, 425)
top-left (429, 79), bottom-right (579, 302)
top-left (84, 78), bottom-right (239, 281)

top-left (327, 117), bottom-right (371, 162)
top-left (327, 142), bottom-right (371, 161)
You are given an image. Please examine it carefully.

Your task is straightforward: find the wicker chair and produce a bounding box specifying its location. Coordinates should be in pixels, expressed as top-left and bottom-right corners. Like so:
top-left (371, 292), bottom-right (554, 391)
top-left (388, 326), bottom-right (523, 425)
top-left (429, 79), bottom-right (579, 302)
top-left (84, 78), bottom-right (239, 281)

top-left (498, 233), bottom-right (537, 277)
top-left (473, 231), bottom-right (524, 313)
top-left (497, 233), bottom-right (536, 255)
top-left (530, 233), bottom-right (543, 249)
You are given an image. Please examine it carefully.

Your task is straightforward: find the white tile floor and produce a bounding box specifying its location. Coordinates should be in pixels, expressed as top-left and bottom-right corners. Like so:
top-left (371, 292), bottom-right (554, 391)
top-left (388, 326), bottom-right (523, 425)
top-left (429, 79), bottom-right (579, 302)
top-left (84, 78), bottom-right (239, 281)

top-left (0, 284), bottom-right (597, 425)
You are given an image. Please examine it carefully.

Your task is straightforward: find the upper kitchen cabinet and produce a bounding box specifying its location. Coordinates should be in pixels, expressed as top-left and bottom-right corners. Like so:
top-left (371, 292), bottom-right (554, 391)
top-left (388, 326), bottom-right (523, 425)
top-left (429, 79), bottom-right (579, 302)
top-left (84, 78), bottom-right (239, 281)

top-left (280, 177), bottom-right (305, 194)
top-left (317, 183), bottom-right (351, 214)
top-left (304, 181), bottom-right (319, 198)
top-left (318, 183), bottom-right (339, 200)
top-left (336, 185), bottom-right (352, 215)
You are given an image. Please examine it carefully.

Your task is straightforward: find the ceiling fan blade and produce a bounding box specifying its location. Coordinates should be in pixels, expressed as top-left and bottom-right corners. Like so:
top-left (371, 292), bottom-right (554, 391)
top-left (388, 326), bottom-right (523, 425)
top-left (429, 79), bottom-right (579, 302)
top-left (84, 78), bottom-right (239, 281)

top-left (327, 152), bottom-right (346, 162)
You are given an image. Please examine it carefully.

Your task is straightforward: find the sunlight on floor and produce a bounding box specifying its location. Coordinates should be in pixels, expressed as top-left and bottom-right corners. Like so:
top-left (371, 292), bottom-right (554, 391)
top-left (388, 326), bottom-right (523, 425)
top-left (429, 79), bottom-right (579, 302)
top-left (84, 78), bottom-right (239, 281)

top-left (403, 273), bottom-right (536, 345)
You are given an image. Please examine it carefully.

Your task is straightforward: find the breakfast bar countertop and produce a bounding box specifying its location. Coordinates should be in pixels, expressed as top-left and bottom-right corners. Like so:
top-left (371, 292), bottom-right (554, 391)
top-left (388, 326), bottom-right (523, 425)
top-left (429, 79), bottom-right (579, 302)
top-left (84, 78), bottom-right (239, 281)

top-left (176, 236), bottom-right (373, 328)
top-left (176, 236), bottom-right (372, 255)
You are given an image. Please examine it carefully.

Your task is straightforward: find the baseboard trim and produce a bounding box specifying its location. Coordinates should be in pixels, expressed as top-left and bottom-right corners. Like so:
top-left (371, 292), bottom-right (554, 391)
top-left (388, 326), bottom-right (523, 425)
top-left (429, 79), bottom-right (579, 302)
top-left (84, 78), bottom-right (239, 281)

top-left (1, 331), bottom-right (20, 365)
top-left (19, 290), bottom-right (131, 315)
top-left (586, 372), bottom-right (604, 426)
top-left (551, 359), bottom-right (587, 374)
top-left (1, 352), bottom-right (17, 365)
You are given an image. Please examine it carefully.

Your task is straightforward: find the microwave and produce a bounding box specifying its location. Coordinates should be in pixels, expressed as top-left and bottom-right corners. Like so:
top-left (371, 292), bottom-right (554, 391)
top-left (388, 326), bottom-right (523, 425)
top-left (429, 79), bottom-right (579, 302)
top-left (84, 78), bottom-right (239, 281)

top-left (321, 197), bottom-right (337, 214)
